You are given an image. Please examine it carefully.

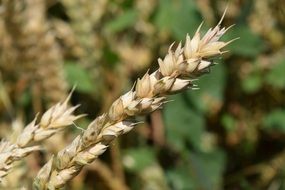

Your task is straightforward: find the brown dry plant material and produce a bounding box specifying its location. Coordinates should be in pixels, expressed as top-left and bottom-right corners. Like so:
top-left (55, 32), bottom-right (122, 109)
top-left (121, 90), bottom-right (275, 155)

top-left (34, 13), bottom-right (234, 189)
top-left (2, 0), bottom-right (68, 105)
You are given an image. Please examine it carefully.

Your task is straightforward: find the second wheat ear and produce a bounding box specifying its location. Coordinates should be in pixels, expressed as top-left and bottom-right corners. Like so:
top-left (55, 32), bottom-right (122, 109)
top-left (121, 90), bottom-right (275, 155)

top-left (0, 93), bottom-right (84, 181)
top-left (34, 12), bottom-right (235, 190)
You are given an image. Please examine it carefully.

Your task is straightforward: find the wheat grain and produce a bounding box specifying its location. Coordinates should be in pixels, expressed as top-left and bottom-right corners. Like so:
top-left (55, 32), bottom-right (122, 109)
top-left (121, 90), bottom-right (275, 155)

top-left (34, 13), bottom-right (234, 189)
top-left (0, 94), bottom-right (83, 181)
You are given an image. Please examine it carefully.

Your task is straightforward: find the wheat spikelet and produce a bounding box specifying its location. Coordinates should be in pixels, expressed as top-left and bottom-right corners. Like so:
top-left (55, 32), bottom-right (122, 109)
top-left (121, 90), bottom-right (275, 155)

top-left (0, 94), bottom-right (83, 181)
top-left (34, 13), bottom-right (235, 189)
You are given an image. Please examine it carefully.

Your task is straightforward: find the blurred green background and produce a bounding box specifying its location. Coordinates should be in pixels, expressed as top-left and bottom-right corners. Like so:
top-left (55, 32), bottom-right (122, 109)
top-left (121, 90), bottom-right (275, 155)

top-left (0, 0), bottom-right (285, 189)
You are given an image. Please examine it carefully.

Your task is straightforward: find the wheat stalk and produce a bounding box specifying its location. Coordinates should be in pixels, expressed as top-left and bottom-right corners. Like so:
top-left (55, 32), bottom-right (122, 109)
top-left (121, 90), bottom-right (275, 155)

top-left (0, 94), bottom-right (83, 181)
top-left (34, 13), bottom-right (235, 189)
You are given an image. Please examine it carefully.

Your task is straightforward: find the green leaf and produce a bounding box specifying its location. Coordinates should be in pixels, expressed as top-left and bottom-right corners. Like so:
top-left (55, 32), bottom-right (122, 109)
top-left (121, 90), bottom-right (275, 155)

top-left (170, 0), bottom-right (201, 40)
top-left (123, 147), bottom-right (156, 173)
top-left (186, 63), bottom-right (226, 113)
top-left (64, 63), bottom-right (93, 93)
top-left (105, 9), bottom-right (137, 34)
top-left (225, 25), bottom-right (265, 57)
top-left (265, 59), bottom-right (285, 88)
top-left (263, 109), bottom-right (285, 133)
top-left (189, 150), bottom-right (225, 190)
top-left (241, 71), bottom-right (262, 93)
top-left (17, 89), bottom-right (31, 107)
top-left (102, 47), bottom-right (120, 68)
top-left (155, 0), bottom-right (201, 40)
top-left (166, 150), bottom-right (225, 190)
top-left (221, 114), bottom-right (236, 132)
top-left (155, 0), bottom-right (174, 31)
top-left (166, 166), bottom-right (196, 190)
top-left (164, 94), bottom-right (204, 151)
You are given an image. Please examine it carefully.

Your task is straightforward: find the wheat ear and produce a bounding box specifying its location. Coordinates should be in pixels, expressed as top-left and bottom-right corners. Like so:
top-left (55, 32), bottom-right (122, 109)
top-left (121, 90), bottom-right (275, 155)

top-left (0, 94), bottom-right (83, 181)
top-left (34, 16), bottom-right (234, 190)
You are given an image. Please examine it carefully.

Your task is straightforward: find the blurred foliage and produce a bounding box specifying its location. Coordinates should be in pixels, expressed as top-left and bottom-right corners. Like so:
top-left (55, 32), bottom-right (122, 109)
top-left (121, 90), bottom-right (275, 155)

top-left (0, 0), bottom-right (285, 189)
top-left (263, 109), bottom-right (285, 133)
top-left (64, 62), bottom-right (94, 93)
top-left (226, 25), bottom-right (265, 57)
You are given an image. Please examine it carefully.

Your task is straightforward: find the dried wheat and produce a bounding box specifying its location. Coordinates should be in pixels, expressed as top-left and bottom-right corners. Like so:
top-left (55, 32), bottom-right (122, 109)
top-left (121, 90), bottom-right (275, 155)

top-left (34, 13), bottom-right (235, 189)
top-left (0, 94), bottom-right (83, 181)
